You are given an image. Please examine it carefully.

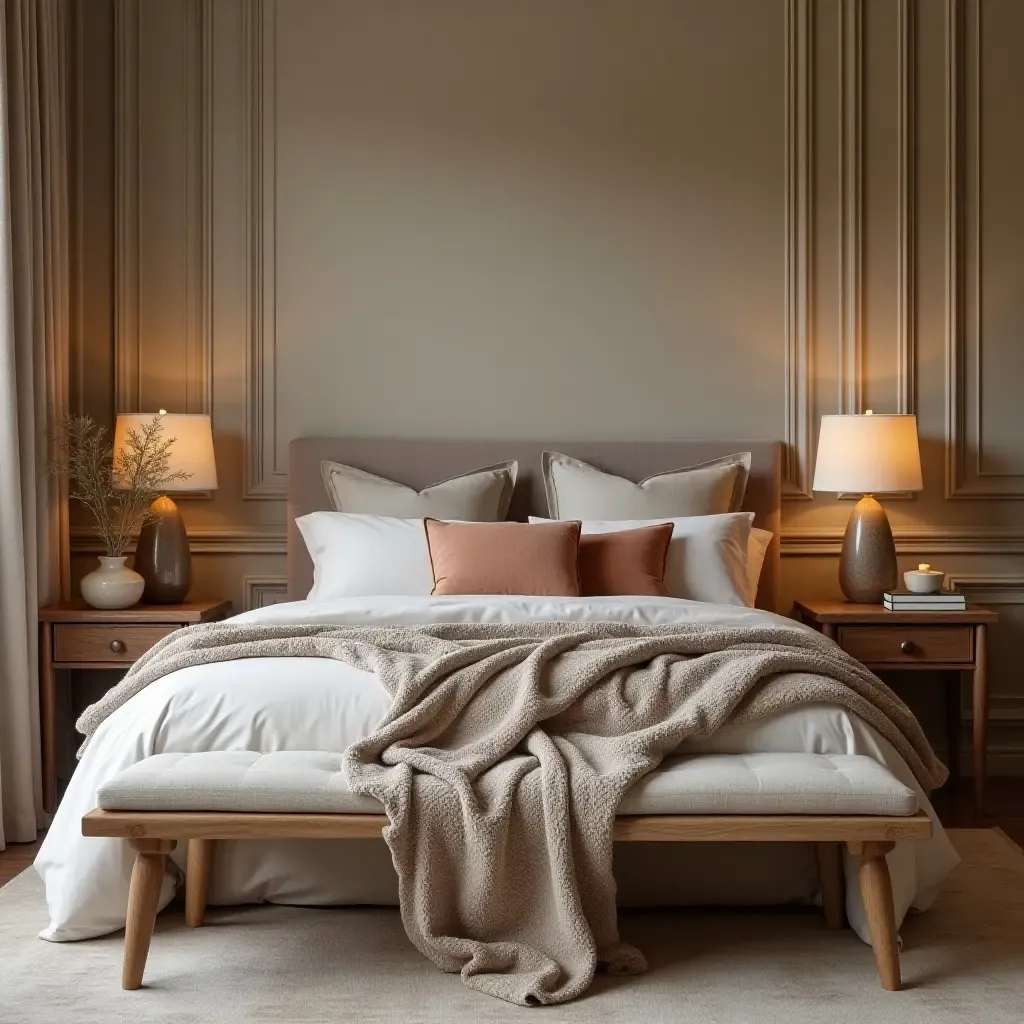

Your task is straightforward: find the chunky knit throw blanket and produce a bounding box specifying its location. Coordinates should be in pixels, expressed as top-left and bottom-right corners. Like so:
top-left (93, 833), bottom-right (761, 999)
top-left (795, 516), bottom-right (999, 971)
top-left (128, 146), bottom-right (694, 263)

top-left (77, 620), bottom-right (945, 1005)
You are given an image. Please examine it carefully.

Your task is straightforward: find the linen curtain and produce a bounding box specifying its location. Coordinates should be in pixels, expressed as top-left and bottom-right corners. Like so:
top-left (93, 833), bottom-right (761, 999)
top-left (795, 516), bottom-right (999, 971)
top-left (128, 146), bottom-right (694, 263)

top-left (0, 0), bottom-right (70, 848)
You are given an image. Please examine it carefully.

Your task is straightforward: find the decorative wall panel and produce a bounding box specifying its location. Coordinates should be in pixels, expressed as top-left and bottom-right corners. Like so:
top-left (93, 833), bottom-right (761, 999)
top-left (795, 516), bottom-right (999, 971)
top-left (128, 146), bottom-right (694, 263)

top-left (68, 0), bottom-right (1024, 765)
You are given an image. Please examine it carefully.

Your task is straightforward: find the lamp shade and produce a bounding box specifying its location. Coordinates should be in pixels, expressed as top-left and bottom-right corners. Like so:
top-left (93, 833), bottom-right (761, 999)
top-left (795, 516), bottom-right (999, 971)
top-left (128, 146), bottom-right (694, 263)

top-left (812, 413), bottom-right (923, 494)
top-left (114, 412), bottom-right (218, 491)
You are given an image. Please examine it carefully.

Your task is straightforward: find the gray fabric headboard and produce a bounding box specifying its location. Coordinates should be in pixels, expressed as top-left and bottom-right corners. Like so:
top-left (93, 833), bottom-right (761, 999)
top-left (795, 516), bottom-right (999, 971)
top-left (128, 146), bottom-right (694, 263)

top-left (288, 439), bottom-right (782, 611)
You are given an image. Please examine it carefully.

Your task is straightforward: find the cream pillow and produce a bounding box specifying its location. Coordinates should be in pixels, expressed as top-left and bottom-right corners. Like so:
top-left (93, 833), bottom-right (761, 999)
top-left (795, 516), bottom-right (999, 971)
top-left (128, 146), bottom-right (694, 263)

top-left (530, 513), bottom-right (754, 607)
top-left (321, 460), bottom-right (517, 521)
top-left (542, 451), bottom-right (750, 520)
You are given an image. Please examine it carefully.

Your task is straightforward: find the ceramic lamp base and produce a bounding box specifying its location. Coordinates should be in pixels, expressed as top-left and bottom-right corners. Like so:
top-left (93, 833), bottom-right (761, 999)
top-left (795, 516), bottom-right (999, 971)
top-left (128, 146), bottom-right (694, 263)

top-left (134, 495), bottom-right (192, 603)
top-left (839, 495), bottom-right (898, 603)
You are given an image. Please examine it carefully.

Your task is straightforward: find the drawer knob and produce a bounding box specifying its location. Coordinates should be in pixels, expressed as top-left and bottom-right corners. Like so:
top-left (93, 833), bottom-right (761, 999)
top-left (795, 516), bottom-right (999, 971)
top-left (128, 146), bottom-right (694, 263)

top-left (109, 639), bottom-right (126, 654)
top-left (901, 640), bottom-right (915, 654)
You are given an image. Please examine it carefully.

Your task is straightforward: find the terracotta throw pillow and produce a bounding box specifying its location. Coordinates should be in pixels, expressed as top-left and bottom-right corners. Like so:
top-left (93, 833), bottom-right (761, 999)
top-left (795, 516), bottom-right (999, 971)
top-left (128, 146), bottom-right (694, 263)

top-left (424, 519), bottom-right (582, 596)
top-left (577, 523), bottom-right (673, 597)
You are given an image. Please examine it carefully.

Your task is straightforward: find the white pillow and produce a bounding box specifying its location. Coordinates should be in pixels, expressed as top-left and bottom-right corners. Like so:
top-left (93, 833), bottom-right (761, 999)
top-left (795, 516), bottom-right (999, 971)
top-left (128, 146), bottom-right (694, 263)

top-left (542, 451), bottom-right (750, 520)
top-left (321, 460), bottom-right (517, 520)
top-left (296, 512), bottom-right (434, 600)
top-left (745, 528), bottom-right (774, 607)
top-left (530, 513), bottom-right (754, 607)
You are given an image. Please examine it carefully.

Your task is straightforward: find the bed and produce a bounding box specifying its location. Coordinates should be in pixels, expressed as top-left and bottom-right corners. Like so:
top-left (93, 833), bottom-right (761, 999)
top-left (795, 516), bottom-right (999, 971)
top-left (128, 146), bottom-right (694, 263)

top-left (36, 438), bottom-right (958, 948)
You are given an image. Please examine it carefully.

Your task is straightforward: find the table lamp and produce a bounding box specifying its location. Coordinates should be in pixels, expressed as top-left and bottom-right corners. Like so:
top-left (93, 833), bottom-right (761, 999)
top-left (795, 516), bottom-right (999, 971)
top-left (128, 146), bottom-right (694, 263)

top-left (113, 411), bottom-right (218, 603)
top-left (812, 412), bottom-right (923, 603)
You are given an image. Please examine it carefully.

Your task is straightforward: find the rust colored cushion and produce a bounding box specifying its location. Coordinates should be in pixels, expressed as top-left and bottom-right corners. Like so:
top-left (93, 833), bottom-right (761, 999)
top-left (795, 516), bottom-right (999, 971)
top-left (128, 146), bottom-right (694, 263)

top-left (577, 523), bottom-right (673, 597)
top-left (424, 519), bottom-right (582, 596)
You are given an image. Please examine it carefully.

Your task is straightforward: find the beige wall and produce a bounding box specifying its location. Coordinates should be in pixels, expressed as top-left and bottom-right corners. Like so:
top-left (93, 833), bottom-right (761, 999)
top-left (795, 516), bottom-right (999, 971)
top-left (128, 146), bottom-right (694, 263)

top-left (71, 0), bottom-right (1024, 770)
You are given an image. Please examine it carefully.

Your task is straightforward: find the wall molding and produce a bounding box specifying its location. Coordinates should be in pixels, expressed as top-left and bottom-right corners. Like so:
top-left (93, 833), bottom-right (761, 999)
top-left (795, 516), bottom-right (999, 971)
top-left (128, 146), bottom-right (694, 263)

top-left (946, 574), bottom-right (1024, 604)
top-left (71, 527), bottom-right (287, 556)
top-left (71, 1), bottom-right (87, 416)
top-left (896, 0), bottom-right (916, 414)
top-left (113, 0), bottom-right (213, 418)
top-left (243, 574), bottom-right (289, 610)
top-left (192, 0), bottom-right (214, 415)
top-left (244, 0), bottom-right (286, 499)
top-left (943, 0), bottom-right (963, 498)
top-left (72, 526), bottom-right (1024, 560)
top-left (947, 575), bottom-right (1024, 748)
top-left (838, 0), bottom-right (863, 415)
top-left (835, 2), bottom-right (915, 502)
top-left (113, 0), bottom-right (140, 411)
top-left (781, 527), bottom-right (1024, 557)
top-left (245, 0), bottom-right (816, 502)
top-left (783, 0), bottom-right (814, 500)
top-left (944, 0), bottom-right (972, 498)
top-left (973, 691), bottom-right (1024, 762)
top-left (944, 2), bottom-right (1023, 498)
top-left (240, 0), bottom-right (818, 502)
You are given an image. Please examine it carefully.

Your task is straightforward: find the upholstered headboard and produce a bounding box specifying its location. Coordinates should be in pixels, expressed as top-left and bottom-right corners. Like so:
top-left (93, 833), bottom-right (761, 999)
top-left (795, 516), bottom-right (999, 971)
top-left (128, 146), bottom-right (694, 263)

top-left (287, 439), bottom-right (782, 611)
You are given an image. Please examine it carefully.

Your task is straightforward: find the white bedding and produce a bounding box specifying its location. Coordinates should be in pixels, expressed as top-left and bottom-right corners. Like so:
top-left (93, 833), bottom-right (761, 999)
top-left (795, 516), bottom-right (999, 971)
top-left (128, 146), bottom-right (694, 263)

top-left (35, 596), bottom-right (959, 945)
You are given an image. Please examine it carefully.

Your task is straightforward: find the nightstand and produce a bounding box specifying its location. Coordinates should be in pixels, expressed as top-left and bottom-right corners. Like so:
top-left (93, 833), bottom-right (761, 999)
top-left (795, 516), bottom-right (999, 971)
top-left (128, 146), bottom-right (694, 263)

top-left (793, 599), bottom-right (998, 814)
top-left (38, 599), bottom-right (231, 812)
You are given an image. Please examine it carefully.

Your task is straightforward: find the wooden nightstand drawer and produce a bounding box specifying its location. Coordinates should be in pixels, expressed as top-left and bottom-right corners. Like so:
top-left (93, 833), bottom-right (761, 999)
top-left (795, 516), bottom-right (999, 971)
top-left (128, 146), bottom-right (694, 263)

top-left (53, 624), bottom-right (179, 664)
top-left (837, 625), bottom-right (973, 665)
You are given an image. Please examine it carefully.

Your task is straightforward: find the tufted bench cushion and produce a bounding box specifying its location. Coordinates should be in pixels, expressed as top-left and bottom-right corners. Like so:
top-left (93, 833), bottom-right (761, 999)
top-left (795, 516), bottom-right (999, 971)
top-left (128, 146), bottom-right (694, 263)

top-left (617, 752), bottom-right (918, 816)
top-left (98, 751), bottom-right (381, 815)
top-left (97, 750), bottom-right (918, 817)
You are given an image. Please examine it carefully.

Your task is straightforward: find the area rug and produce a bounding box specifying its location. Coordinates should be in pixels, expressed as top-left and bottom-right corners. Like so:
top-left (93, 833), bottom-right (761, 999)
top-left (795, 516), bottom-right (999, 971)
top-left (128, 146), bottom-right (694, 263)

top-left (1, 829), bottom-right (1020, 1024)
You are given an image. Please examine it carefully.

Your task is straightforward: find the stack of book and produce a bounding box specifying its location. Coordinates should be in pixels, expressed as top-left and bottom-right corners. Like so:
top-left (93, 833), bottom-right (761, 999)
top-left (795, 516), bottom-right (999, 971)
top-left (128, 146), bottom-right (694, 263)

top-left (882, 588), bottom-right (966, 612)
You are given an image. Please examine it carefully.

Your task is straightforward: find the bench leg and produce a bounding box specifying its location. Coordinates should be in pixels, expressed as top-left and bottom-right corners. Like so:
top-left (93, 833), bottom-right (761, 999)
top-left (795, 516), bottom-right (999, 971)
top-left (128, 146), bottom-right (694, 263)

top-left (815, 842), bottom-right (845, 929)
top-left (848, 840), bottom-right (900, 991)
top-left (123, 839), bottom-right (175, 990)
top-left (185, 839), bottom-right (214, 928)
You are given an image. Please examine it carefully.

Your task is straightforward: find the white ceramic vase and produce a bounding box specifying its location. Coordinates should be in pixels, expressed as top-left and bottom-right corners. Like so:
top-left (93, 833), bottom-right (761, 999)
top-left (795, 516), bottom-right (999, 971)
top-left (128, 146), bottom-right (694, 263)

top-left (80, 556), bottom-right (145, 610)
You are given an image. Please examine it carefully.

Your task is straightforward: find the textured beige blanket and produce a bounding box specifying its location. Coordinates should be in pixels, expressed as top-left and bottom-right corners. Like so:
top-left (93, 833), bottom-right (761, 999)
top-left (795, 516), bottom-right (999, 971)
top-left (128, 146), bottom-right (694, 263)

top-left (78, 620), bottom-right (945, 1005)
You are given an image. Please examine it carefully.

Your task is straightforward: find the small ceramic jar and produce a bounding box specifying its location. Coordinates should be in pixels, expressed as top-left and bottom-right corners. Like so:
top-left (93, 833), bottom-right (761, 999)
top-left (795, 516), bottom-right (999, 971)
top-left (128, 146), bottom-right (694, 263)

top-left (903, 563), bottom-right (945, 594)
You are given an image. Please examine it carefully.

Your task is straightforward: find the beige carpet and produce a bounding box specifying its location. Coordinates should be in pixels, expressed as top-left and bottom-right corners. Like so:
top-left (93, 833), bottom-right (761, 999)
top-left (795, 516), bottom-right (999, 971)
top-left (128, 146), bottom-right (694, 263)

top-left (1, 829), bottom-right (1021, 1024)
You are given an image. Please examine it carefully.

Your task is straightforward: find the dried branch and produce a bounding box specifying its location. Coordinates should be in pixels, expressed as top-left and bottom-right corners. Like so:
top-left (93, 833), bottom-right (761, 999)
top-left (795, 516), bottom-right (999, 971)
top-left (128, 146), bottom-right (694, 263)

top-left (47, 414), bottom-right (191, 557)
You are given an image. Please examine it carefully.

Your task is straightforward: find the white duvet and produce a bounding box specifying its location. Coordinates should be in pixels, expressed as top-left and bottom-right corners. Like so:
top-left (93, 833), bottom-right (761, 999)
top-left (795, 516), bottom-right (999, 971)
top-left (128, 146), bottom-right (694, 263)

top-left (35, 596), bottom-right (959, 945)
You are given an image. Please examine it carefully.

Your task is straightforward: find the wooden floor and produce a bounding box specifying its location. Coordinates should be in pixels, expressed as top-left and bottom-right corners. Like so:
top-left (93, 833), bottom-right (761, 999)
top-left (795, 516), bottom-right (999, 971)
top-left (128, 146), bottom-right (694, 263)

top-left (1, 777), bottom-right (1020, 889)
top-left (0, 836), bottom-right (41, 887)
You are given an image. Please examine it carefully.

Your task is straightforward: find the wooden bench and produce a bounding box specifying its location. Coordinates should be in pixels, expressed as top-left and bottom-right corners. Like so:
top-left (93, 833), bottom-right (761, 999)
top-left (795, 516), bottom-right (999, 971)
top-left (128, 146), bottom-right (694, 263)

top-left (82, 751), bottom-right (933, 992)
